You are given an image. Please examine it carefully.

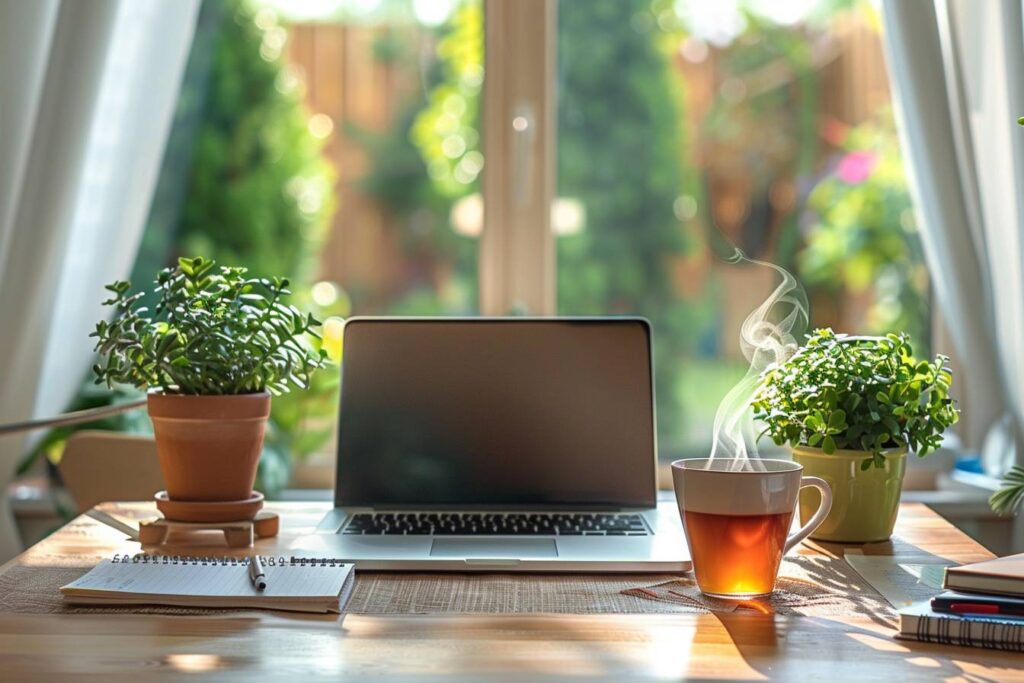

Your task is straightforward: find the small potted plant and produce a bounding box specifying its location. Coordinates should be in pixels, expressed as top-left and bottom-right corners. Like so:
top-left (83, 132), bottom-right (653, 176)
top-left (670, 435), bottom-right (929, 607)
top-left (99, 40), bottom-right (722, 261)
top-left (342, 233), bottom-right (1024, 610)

top-left (752, 329), bottom-right (960, 543)
top-left (92, 257), bottom-right (327, 505)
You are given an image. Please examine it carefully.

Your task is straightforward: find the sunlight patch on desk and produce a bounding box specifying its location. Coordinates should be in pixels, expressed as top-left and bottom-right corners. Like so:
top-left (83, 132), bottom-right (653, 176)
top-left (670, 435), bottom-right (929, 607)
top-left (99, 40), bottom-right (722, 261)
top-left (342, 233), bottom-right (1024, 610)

top-left (845, 631), bottom-right (910, 653)
top-left (906, 656), bottom-right (941, 669)
top-left (643, 621), bottom-right (701, 680)
top-left (164, 654), bottom-right (223, 673)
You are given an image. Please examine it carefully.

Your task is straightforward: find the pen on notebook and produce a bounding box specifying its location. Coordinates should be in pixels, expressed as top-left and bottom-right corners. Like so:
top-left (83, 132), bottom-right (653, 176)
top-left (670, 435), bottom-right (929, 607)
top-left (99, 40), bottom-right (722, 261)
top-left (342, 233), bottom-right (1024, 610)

top-left (249, 555), bottom-right (268, 591)
top-left (948, 603), bottom-right (1001, 615)
top-left (942, 602), bottom-right (1024, 617)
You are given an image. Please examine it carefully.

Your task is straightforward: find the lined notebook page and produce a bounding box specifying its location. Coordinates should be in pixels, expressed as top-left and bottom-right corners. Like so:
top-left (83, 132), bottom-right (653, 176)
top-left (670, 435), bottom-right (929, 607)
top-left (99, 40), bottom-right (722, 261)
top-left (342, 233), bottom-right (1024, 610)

top-left (62, 559), bottom-right (349, 599)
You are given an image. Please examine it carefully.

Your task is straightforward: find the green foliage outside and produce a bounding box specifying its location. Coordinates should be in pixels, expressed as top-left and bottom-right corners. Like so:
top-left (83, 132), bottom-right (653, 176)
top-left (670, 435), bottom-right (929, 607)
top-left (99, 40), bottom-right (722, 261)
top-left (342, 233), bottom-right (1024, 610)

top-left (349, 1), bottom-right (931, 459)
top-left (349, 104), bottom-right (478, 314)
top-left (554, 0), bottom-right (701, 455)
top-left (698, 11), bottom-right (822, 268)
top-left (753, 329), bottom-right (960, 468)
top-left (347, 3), bottom-right (480, 315)
top-left (399, 0), bottom-right (705, 454)
top-left (92, 257), bottom-right (326, 396)
top-left (33, 0), bottom-right (933, 487)
top-left (798, 115), bottom-right (930, 352)
top-left (409, 2), bottom-right (483, 201)
top-left (27, 0), bottom-right (343, 497)
top-left (159, 0), bottom-right (342, 493)
top-left (173, 4), bottom-right (335, 282)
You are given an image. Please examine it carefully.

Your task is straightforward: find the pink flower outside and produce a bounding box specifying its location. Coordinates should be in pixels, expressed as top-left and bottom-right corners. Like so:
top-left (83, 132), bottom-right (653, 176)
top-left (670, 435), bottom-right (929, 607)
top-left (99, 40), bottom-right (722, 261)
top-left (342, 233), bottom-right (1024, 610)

top-left (836, 151), bottom-right (877, 184)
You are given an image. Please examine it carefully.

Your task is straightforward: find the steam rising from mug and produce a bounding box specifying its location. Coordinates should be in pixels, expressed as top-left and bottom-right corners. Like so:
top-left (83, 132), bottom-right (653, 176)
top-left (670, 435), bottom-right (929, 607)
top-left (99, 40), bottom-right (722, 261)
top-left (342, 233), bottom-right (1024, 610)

top-left (708, 249), bottom-right (808, 471)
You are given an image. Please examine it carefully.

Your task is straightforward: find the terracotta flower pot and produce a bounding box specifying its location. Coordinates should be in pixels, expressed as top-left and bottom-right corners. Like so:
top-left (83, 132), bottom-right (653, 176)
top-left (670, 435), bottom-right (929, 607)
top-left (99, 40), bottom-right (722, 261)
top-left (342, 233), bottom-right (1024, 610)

top-left (147, 392), bottom-right (271, 502)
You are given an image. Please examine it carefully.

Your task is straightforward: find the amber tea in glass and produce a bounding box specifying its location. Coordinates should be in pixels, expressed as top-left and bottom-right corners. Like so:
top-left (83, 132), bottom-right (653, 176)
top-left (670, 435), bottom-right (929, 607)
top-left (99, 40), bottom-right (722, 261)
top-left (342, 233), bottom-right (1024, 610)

top-left (671, 459), bottom-right (832, 599)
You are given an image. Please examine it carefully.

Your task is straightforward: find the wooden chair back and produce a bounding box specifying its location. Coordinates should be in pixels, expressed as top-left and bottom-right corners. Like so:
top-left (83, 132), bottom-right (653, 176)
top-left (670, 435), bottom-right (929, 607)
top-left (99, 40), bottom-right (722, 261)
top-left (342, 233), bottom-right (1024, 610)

top-left (58, 431), bottom-right (164, 513)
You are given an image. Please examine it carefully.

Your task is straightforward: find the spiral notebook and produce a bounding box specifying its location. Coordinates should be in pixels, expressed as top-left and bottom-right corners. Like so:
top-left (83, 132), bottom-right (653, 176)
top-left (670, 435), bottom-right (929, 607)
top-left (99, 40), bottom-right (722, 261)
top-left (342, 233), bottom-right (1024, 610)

top-left (898, 600), bottom-right (1024, 651)
top-left (61, 555), bottom-right (355, 614)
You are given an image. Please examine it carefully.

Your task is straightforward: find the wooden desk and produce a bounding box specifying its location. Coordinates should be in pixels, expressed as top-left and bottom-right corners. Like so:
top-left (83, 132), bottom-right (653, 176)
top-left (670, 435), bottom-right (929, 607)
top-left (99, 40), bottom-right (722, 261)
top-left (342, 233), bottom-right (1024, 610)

top-left (1, 502), bottom-right (1020, 680)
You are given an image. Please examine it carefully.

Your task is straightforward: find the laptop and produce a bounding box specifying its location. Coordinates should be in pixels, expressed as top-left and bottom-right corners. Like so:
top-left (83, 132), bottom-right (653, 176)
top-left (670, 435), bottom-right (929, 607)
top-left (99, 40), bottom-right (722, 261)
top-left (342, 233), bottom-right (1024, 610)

top-left (298, 317), bottom-right (691, 572)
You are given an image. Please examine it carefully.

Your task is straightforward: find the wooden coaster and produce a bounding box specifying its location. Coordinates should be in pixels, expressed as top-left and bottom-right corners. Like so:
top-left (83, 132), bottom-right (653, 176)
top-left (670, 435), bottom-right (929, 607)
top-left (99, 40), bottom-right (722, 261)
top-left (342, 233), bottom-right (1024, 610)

top-left (139, 511), bottom-right (280, 548)
top-left (154, 490), bottom-right (264, 523)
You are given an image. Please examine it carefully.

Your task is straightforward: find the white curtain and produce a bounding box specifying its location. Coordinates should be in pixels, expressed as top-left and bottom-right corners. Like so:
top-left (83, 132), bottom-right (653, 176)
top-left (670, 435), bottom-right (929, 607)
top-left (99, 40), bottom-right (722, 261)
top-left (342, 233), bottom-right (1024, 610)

top-left (0, 0), bottom-right (199, 561)
top-left (881, 0), bottom-right (1024, 477)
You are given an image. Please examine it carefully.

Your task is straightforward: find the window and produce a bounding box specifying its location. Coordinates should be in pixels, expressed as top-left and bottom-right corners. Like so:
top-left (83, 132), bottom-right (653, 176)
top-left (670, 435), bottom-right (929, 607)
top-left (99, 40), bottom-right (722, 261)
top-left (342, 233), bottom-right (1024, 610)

top-left (135, 0), bottom-right (928, 486)
top-left (548, 1), bottom-right (928, 458)
top-left (284, 0), bottom-right (485, 316)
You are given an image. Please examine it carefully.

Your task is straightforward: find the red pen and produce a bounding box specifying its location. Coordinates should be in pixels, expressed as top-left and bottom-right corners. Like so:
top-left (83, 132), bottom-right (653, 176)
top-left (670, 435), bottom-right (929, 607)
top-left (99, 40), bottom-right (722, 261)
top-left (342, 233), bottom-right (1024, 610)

top-left (948, 602), bottom-right (1000, 614)
top-left (932, 594), bottom-right (1024, 618)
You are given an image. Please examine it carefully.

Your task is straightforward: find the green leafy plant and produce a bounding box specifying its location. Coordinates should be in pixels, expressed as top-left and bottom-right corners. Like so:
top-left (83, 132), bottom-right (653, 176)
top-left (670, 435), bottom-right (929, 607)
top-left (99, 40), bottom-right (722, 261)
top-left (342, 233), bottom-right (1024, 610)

top-left (991, 465), bottom-right (1024, 516)
top-left (752, 328), bottom-right (960, 469)
top-left (92, 256), bottom-right (327, 396)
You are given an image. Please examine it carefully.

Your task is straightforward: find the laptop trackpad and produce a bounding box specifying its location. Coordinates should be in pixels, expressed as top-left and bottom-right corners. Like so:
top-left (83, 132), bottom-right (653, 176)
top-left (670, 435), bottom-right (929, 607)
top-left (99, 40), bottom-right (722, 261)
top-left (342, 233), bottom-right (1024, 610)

top-left (429, 539), bottom-right (558, 559)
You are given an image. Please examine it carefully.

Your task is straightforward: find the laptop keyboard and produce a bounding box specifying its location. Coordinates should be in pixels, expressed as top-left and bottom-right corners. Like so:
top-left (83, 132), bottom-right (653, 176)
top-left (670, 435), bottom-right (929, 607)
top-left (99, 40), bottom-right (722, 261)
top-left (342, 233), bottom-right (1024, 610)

top-left (341, 512), bottom-right (651, 536)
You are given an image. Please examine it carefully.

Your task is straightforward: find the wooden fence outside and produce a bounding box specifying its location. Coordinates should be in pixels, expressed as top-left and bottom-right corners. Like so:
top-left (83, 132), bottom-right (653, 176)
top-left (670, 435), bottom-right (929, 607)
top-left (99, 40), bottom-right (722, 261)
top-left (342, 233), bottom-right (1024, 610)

top-left (287, 17), bottom-right (897, 358)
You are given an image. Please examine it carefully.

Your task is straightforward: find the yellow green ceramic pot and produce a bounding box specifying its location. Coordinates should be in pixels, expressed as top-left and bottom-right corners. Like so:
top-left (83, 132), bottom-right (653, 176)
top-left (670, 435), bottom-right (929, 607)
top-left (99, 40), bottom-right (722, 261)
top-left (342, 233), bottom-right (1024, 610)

top-left (791, 446), bottom-right (907, 543)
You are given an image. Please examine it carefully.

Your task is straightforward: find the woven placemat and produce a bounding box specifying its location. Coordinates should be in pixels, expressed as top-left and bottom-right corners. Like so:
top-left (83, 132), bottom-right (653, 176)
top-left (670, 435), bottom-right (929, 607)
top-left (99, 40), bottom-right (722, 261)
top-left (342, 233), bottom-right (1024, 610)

top-left (0, 553), bottom-right (893, 617)
top-left (622, 554), bottom-right (895, 618)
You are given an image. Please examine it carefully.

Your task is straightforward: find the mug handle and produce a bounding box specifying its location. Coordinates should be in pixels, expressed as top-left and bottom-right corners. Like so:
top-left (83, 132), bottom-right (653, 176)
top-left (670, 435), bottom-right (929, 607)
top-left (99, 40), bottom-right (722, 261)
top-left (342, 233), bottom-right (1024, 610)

top-left (784, 476), bottom-right (833, 554)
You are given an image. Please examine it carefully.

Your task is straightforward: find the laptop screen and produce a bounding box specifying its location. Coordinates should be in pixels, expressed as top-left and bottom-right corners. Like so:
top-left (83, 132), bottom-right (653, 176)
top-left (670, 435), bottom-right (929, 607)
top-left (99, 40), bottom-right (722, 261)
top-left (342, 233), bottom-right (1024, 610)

top-left (334, 318), bottom-right (657, 508)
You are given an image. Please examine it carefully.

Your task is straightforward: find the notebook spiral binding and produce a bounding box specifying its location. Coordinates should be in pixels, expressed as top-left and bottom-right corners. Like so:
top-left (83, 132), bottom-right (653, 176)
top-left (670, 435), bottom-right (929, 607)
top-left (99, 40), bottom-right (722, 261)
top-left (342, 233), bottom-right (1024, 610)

top-left (111, 554), bottom-right (347, 567)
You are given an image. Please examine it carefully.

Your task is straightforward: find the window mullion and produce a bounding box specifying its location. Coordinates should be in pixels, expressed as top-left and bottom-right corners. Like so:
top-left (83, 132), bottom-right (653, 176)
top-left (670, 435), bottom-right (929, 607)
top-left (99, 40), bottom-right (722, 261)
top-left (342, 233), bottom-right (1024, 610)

top-left (481, 0), bottom-right (556, 316)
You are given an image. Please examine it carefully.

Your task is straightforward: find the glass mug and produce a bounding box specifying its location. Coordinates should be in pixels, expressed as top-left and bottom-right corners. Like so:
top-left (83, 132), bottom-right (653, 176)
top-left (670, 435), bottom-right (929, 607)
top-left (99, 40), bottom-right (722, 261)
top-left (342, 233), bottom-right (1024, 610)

top-left (671, 458), bottom-right (833, 599)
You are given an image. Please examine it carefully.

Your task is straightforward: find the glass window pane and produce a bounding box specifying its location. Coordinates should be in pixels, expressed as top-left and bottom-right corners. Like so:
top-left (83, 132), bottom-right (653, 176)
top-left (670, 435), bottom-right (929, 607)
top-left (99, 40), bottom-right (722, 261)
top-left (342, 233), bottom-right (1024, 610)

top-left (279, 0), bottom-right (483, 316)
top-left (555, 0), bottom-right (928, 461)
top-left (140, 0), bottom-right (484, 315)
top-left (132, 0), bottom-right (485, 492)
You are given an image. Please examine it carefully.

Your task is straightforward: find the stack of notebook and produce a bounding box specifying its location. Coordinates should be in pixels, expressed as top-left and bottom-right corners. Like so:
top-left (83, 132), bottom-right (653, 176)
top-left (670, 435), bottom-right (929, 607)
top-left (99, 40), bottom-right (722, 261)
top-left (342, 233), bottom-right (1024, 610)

top-left (61, 554), bottom-right (356, 614)
top-left (898, 553), bottom-right (1024, 651)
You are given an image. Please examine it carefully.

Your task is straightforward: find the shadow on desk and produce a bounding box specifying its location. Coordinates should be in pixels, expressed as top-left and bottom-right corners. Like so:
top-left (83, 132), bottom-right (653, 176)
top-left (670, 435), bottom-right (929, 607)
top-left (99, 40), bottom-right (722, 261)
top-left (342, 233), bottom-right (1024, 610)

top-left (712, 612), bottom-right (1001, 682)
